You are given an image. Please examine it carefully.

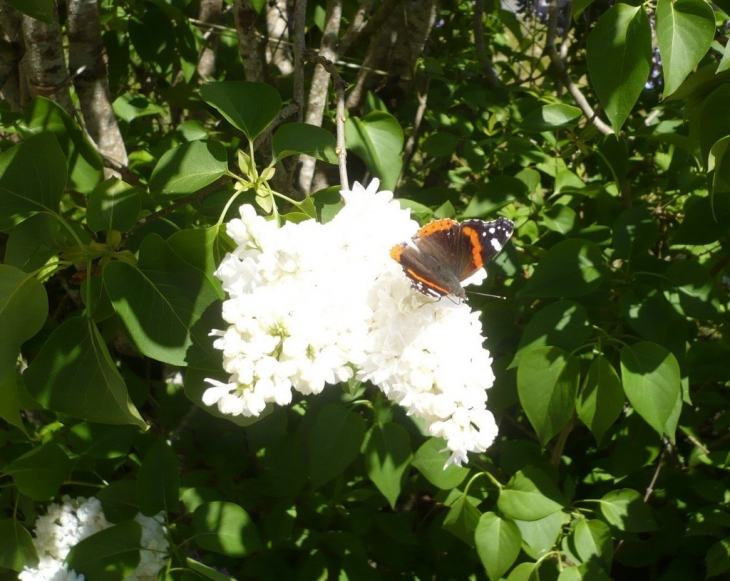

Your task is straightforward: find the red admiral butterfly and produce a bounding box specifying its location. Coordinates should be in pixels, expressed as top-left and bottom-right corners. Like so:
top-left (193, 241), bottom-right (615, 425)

top-left (390, 217), bottom-right (514, 300)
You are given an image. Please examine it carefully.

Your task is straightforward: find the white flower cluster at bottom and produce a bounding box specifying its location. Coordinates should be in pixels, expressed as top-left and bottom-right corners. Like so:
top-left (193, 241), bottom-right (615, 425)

top-left (19, 496), bottom-right (167, 581)
top-left (204, 180), bottom-right (499, 467)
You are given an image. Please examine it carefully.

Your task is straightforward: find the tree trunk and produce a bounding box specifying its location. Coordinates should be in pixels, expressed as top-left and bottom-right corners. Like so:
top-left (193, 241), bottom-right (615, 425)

top-left (21, 1), bottom-right (74, 114)
top-left (67, 0), bottom-right (128, 167)
top-left (197, 0), bottom-right (222, 80)
top-left (298, 0), bottom-right (342, 193)
top-left (266, 0), bottom-right (292, 75)
top-left (233, 0), bottom-right (265, 82)
top-left (0, 1), bottom-right (24, 111)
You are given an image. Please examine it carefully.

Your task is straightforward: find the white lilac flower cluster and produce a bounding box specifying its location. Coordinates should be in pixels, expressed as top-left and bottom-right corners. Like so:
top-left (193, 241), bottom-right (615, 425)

top-left (19, 496), bottom-right (168, 581)
top-left (204, 180), bottom-right (499, 466)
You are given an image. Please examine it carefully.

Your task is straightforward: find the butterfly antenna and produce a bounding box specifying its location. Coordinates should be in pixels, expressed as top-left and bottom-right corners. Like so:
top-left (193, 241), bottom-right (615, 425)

top-left (466, 290), bottom-right (506, 300)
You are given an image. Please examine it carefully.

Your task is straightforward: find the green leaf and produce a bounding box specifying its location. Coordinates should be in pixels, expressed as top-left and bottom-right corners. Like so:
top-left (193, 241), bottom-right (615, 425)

top-left (4, 213), bottom-right (77, 272)
top-left (3, 0), bottom-right (54, 22)
top-left (664, 259), bottom-right (722, 320)
top-left (520, 104), bottom-right (582, 132)
top-left (422, 132), bottom-right (461, 157)
top-left (520, 239), bottom-right (605, 298)
top-left (68, 424), bottom-right (137, 460)
top-left (719, 41), bottom-right (730, 73)
top-left (345, 111), bottom-right (404, 191)
top-left (0, 265), bottom-right (48, 385)
top-left (192, 501), bottom-right (262, 557)
top-left (572, 519), bottom-right (613, 566)
top-left (586, 4), bottom-right (652, 132)
top-left (200, 81), bottom-right (282, 141)
top-left (308, 404), bottom-right (366, 488)
top-left (709, 135), bottom-right (730, 197)
top-left (443, 492), bottom-right (482, 546)
top-left (707, 537), bottom-right (730, 577)
top-left (542, 204), bottom-right (577, 234)
top-left (475, 512), bottom-right (522, 581)
top-left (411, 437), bottom-right (469, 489)
top-left (597, 488), bottom-right (657, 532)
top-left (514, 511), bottom-right (568, 559)
top-left (619, 289), bottom-right (687, 361)
top-left (103, 234), bottom-right (220, 366)
top-left (97, 481), bottom-right (140, 524)
top-left (557, 564), bottom-right (612, 581)
top-left (81, 274), bottom-right (115, 323)
top-left (463, 176), bottom-right (529, 217)
top-left (19, 98), bottom-right (104, 194)
top-left (149, 140), bottom-right (229, 196)
top-left (0, 519), bottom-right (38, 571)
top-left (507, 562), bottom-right (541, 581)
top-left (510, 300), bottom-right (592, 369)
top-left (696, 84), bottom-right (730, 161)
top-left (113, 93), bottom-right (167, 123)
top-left (0, 132), bottom-right (66, 231)
top-left (576, 355), bottom-right (625, 443)
top-left (187, 558), bottom-right (238, 581)
top-left (672, 193), bottom-right (730, 245)
top-left (517, 346), bottom-right (580, 446)
top-left (272, 123), bottom-right (338, 164)
top-left (0, 373), bottom-right (29, 436)
top-left (138, 439), bottom-right (180, 516)
top-left (620, 341), bottom-right (681, 437)
top-left (6, 443), bottom-right (72, 500)
top-left (65, 521), bottom-right (142, 581)
top-left (497, 466), bottom-right (566, 521)
top-left (167, 225), bottom-right (231, 293)
top-left (362, 423), bottom-right (413, 509)
top-left (612, 207), bottom-right (658, 259)
top-left (87, 179), bottom-right (142, 233)
top-left (24, 317), bottom-right (146, 427)
top-left (656, 0), bottom-right (715, 96)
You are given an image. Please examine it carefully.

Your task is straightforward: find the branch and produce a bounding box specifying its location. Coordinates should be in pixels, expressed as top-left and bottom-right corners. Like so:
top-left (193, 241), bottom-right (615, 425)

top-left (232, 0), bottom-right (265, 82)
top-left (253, 102), bottom-right (299, 149)
top-left (292, 0), bottom-right (307, 122)
top-left (20, 4), bottom-right (74, 114)
top-left (298, 0), bottom-right (343, 193)
top-left (400, 77), bottom-right (430, 184)
top-left (337, 0), bottom-right (398, 55)
top-left (0, 2), bottom-right (24, 111)
top-left (304, 49), bottom-right (349, 189)
top-left (196, 0), bottom-right (223, 80)
top-left (67, 0), bottom-right (128, 169)
top-left (545, 0), bottom-right (614, 136)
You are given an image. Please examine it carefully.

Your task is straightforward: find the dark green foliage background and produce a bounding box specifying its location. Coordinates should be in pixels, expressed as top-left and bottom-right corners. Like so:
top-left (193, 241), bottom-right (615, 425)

top-left (1, 0), bottom-right (730, 579)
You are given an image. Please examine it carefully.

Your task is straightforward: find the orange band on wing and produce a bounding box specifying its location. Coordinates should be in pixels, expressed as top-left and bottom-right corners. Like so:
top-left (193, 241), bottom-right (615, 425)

top-left (405, 268), bottom-right (450, 295)
top-left (461, 226), bottom-right (484, 268)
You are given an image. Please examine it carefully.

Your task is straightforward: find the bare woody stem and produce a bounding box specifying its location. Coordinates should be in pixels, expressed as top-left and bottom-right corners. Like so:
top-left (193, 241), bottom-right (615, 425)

top-left (304, 49), bottom-right (349, 190)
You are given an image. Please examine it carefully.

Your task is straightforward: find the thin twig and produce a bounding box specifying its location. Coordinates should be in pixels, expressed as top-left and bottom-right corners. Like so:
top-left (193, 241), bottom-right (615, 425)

top-left (473, 0), bottom-right (502, 90)
top-left (304, 49), bottom-right (349, 189)
top-left (400, 77), bottom-right (430, 185)
top-left (254, 102), bottom-right (299, 149)
top-left (545, 0), bottom-right (613, 136)
top-left (643, 443), bottom-right (668, 502)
